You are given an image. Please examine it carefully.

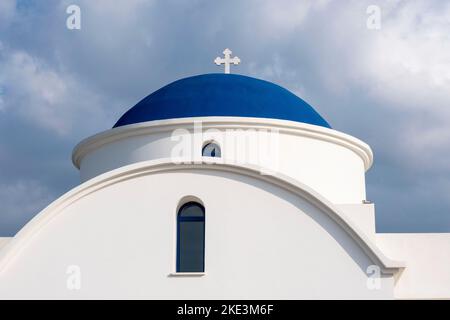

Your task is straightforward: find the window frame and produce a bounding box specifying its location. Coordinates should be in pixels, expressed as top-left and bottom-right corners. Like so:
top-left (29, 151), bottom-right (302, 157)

top-left (202, 141), bottom-right (221, 158)
top-left (176, 201), bottom-right (206, 273)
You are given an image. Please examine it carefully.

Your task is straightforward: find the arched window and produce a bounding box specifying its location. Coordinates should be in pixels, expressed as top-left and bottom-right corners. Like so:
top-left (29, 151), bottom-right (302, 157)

top-left (177, 202), bottom-right (205, 272)
top-left (202, 141), bottom-right (221, 158)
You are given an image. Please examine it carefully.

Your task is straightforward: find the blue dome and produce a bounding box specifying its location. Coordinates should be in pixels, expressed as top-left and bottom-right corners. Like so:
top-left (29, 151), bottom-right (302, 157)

top-left (113, 74), bottom-right (331, 128)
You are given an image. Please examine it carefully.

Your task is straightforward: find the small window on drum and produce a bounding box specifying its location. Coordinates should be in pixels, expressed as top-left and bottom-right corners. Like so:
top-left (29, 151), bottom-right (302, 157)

top-left (202, 142), bottom-right (221, 158)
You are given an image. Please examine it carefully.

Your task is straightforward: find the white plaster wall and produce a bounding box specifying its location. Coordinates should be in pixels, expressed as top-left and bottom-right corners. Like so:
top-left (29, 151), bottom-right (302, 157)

top-left (336, 204), bottom-right (376, 242)
top-left (75, 118), bottom-right (370, 204)
top-left (0, 169), bottom-right (393, 299)
top-left (377, 233), bottom-right (450, 299)
top-left (0, 238), bottom-right (11, 250)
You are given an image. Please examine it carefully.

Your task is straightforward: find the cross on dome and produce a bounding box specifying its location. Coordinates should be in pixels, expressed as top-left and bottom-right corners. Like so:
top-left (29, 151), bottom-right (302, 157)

top-left (214, 48), bottom-right (240, 74)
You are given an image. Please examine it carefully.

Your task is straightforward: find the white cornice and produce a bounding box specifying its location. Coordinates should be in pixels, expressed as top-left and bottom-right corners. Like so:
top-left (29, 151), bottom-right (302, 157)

top-left (72, 117), bottom-right (374, 171)
top-left (0, 158), bottom-right (402, 275)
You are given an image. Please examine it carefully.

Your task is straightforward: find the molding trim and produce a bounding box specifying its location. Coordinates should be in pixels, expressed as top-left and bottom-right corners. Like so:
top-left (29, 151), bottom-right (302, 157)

top-left (0, 159), bottom-right (402, 274)
top-left (168, 272), bottom-right (206, 277)
top-left (72, 117), bottom-right (374, 171)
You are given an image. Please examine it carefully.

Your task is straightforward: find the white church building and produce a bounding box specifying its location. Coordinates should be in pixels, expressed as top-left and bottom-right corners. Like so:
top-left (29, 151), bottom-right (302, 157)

top-left (0, 53), bottom-right (449, 299)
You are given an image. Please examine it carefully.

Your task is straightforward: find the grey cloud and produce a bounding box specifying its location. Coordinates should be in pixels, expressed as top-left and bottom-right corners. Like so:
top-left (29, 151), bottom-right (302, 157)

top-left (0, 0), bottom-right (449, 235)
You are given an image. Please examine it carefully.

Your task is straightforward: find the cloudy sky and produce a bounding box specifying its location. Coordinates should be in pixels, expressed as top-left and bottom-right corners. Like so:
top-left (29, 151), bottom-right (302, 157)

top-left (0, 0), bottom-right (449, 236)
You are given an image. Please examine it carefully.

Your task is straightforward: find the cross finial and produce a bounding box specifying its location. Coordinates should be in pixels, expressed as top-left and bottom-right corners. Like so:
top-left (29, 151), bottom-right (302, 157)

top-left (214, 48), bottom-right (240, 74)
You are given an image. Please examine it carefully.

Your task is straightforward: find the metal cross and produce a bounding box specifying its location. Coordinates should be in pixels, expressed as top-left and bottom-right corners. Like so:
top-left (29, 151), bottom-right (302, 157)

top-left (214, 48), bottom-right (240, 74)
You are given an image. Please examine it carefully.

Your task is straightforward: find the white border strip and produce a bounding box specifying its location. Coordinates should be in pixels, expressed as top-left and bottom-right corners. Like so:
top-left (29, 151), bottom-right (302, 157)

top-left (0, 159), bottom-right (403, 274)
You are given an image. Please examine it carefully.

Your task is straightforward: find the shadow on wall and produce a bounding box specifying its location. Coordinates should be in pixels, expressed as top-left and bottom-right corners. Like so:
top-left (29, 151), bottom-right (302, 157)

top-left (205, 170), bottom-right (375, 275)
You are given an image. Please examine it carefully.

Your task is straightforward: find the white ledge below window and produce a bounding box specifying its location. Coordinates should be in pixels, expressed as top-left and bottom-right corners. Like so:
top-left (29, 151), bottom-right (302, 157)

top-left (169, 272), bottom-right (206, 277)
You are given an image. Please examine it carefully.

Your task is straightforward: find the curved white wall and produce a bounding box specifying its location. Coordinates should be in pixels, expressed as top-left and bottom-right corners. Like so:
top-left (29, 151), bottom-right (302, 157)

top-left (0, 166), bottom-right (393, 299)
top-left (73, 117), bottom-right (373, 204)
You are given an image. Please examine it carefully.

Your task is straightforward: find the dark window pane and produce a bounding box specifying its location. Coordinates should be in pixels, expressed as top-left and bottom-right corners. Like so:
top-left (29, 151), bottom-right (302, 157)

top-left (202, 142), bottom-right (221, 158)
top-left (177, 202), bottom-right (205, 272)
top-left (179, 203), bottom-right (205, 217)
top-left (178, 220), bottom-right (204, 272)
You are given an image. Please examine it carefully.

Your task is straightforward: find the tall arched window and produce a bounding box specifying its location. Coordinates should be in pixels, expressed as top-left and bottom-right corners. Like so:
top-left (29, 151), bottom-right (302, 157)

top-left (177, 202), bottom-right (205, 272)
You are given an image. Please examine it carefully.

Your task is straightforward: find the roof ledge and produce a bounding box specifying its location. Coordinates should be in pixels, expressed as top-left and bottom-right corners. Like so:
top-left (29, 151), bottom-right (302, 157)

top-left (0, 158), bottom-right (400, 275)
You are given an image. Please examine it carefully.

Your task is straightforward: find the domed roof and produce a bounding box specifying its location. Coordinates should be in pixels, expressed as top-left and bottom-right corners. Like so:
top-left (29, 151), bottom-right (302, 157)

top-left (113, 74), bottom-right (331, 128)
